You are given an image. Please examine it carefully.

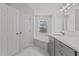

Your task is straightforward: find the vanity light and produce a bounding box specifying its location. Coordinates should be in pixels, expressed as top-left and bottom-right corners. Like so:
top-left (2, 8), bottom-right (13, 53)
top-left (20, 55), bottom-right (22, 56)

top-left (59, 3), bottom-right (75, 13)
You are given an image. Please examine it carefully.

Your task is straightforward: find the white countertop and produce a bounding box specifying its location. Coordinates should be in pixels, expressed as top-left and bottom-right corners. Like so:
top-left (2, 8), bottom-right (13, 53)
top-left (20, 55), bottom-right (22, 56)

top-left (50, 34), bottom-right (79, 52)
top-left (34, 33), bottom-right (79, 52)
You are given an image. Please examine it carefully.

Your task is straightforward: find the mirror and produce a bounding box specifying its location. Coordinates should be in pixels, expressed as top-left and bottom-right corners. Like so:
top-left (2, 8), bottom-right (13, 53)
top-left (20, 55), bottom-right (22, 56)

top-left (61, 3), bottom-right (79, 32)
top-left (62, 10), bottom-right (75, 32)
top-left (75, 8), bottom-right (79, 31)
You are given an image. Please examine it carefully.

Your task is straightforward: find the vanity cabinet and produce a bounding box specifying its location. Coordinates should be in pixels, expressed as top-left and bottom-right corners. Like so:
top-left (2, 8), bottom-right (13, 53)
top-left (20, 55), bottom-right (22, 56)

top-left (48, 35), bottom-right (79, 56)
top-left (55, 39), bottom-right (75, 56)
top-left (77, 53), bottom-right (79, 56)
top-left (48, 36), bottom-right (54, 56)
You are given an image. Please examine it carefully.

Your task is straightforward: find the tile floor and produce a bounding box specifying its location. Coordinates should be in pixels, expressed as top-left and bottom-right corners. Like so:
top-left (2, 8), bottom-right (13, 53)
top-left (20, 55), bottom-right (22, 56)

top-left (16, 46), bottom-right (49, 56)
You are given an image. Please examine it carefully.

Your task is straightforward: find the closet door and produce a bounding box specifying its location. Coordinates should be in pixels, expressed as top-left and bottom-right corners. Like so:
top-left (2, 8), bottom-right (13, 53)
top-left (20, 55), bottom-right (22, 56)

top-left (7, 6), bottom-right (19, 55)
top-left (19, 14), bottom-right (34, 50)
top-left (0, 4), bottom-right (8, 56)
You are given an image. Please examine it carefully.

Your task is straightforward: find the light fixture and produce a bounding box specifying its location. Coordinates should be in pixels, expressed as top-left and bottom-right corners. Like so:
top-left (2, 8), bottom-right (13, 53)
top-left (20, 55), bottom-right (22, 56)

top-left (59, 3), bottom-right (75, 13)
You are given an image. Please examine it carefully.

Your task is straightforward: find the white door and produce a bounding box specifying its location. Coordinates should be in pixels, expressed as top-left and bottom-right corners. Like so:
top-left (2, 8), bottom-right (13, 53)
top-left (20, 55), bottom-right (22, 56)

top-left (0, 4), bottom-right (8, 56)
top-left (7, 5), bottom-right (19, 55)
top-left (19, 14), bottom-right (34, 50)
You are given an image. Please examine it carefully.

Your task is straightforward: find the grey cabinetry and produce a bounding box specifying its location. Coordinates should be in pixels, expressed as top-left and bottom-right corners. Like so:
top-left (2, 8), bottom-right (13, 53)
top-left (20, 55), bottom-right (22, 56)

top-left (55, 39), bottom-right (75, 56)
top-left (77, 53), bottom-right (79, 56)
top-left (48, 36), bottom-right (54, 56)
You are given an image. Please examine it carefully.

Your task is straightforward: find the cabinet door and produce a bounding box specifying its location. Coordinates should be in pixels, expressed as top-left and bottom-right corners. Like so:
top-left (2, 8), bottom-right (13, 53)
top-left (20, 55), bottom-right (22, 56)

top-left (55, 45), bottom-right (62, 56)
top-left (55, 45), bottom-right (68, 56)
top-left (19, 14), bottom-right (34, 50)
top-left (7, 5), bottom-right (19, 55)
top-left (77, 52), bottom-right (79, 56)
top-left (48, 36), bottom-right (54, 56)
top-left (0, 4), bottom-right (8, 56)
top-left (55, 39), bottom-right (75, 56)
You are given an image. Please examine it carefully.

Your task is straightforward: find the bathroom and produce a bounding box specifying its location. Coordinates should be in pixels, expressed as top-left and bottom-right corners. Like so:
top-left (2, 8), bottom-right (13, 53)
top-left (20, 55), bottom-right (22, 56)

top-left (0, 2), bottom-right (79, 56)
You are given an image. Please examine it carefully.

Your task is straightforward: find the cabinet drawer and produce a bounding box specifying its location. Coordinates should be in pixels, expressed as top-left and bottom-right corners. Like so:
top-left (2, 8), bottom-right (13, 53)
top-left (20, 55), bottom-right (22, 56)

top-left (55, 39), bottom-right (75, 56)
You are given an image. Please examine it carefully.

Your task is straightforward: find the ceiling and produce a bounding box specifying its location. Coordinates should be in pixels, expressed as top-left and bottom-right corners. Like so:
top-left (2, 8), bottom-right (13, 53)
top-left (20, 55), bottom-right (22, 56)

top-left (27, 3), bottom-right (62, 15)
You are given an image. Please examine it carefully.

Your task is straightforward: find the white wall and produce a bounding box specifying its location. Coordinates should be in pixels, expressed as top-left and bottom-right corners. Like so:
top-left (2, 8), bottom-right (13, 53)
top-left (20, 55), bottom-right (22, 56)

top-left (28, 3), bottom-right (63, 36)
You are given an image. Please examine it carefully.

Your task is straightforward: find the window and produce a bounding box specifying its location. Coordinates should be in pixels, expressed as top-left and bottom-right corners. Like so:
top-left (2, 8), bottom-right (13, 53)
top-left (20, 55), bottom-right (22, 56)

top-left (39, 20), bottom-right (48, 33)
